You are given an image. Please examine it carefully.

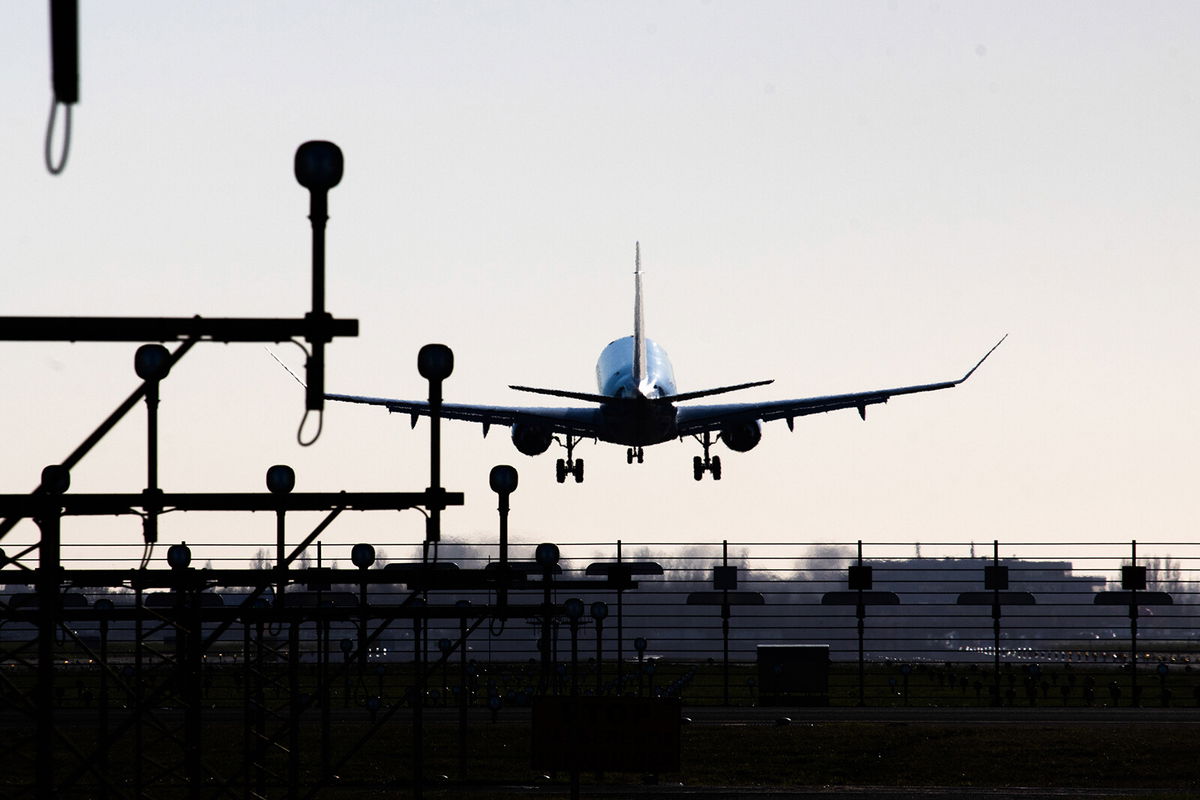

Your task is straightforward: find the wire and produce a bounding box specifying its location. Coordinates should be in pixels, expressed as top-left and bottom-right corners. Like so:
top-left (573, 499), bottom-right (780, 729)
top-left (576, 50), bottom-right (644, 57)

top-left (44, 97), bottom-right (72, 175)
top-left (267, 343), bottom-right (325, 446)
top-left (138, 540), bottom-right (155, 571)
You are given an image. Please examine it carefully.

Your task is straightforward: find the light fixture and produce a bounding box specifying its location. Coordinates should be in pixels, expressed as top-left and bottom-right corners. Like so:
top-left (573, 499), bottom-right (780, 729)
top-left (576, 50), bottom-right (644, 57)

top-left (134, 344), bottom-right (171, 382)
top-left (417, 343), bottom-right (454, 382)
top-left (535, 542), bottom-right (560, 569)
top-left (40, 464), bottom-right (70, 494)
top-left (294, 141), bottom-right (343, 192)
top-left (167, 542), bottom-right (192, 570)
top-left (266, 464), bottom-right (296, 495)
top-left (489, 464), bottom-right (518, 495)
top-left (351, 543), bottom-right (376, 569)
top-left (564, 597), bottom-right (584, 620)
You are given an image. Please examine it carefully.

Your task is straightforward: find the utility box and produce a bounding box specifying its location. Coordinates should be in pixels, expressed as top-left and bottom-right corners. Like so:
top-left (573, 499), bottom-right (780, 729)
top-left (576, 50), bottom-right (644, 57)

top-left (531, 697), bottom-right (680, 772)
top-left (757, 644), bottom-right (829, 706)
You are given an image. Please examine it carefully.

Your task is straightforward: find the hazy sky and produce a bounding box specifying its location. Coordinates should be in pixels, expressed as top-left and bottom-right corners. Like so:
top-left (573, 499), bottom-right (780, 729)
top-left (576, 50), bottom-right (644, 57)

top-left (3, 2), bottom-right (1198, 570)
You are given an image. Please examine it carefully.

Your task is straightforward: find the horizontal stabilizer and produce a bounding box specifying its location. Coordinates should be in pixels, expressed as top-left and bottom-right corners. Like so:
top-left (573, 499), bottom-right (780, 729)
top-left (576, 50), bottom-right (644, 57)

top-left (510, 379), bottom-right (774, 405)
top-left (509, 385), bottom-right (615, 404)
top-left (659, 379), bottom-right (774, 403)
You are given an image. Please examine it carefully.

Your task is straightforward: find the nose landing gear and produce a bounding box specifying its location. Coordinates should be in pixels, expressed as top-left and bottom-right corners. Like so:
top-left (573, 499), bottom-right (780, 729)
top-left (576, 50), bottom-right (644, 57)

top-left (691, 431), bottom-right (722, 481)
top-left (626, 447), bottom-right (644, 464)
top-left (554, 435), bottom-right (584, 483)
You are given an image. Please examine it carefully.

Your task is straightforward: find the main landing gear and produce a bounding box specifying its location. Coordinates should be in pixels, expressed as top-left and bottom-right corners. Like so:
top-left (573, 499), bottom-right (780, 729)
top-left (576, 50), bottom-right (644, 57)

top-left (692, 431), bottom-right (722, 481)
top-left (555, 435), bottom-right (584, 484)
top-left (626, 447), bottom-right (644, 464)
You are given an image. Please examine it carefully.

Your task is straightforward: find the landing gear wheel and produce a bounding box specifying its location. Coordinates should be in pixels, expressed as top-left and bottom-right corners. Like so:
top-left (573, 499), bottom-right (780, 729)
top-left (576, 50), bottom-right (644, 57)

top-left (554, 435), bottom-right (586, 484)
top-left (627, 448), bottom-right (634, 465)
top-left (636, 448), bottom-right (644, 464)
top-left (711, 455), bottom-right (722, 481)
top-left (693, 455), bottom-right (703, 481)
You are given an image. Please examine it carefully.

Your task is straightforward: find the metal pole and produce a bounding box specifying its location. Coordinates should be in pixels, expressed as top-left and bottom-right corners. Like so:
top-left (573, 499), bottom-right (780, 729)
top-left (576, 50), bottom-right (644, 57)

top-left (413, 611), bottom-right (424, 800)
top-left (276, 509), bottom-right (287, 604)
top-left (595, 618), bottom-right (604, 696)
top-left (459, 609), bottom-right (469, 781)
top-left (184, 579), bottom-right (203, 798)
top-left (856, 541), bottom-right (865, 707)
top-left (497, 491), bottom-right (509, 611)
top-left (427, 378), bottom-right (442, 552)
top-left (542, 569), bottom-right (553, 695)
top-left (571, 619), bottom-right (580, 698)
top-left (34, 509), bottom-right (60, 800)
top-left (306, 170), bottom-right (329, 412)
top-left (615, 540), bottom-right (624, 691)
top-left (287, 620), bottom-right (301, 800)
top-left (1130, 540), bottom-right (1139, 708)
top-left (254, 612), bottom-right (266, 797)
top-left (135, 584), bottom-right (144, 798)
top-left (992, 540), bottom-right (1001, 707)
top-left (722, 605), bottom-right (731, 706)
top-left (321, 608), bottom-right (331, 779)
top-left (721, 540), bottom-right (730, 706)
top-left (242, 614), bottom-right (252, 800)
top-left (142, 378), bottom-right (162, 545)
top-left (98, 611), bottom-right (110, 800)
top-left (570, 616), bottom-right (580, 800)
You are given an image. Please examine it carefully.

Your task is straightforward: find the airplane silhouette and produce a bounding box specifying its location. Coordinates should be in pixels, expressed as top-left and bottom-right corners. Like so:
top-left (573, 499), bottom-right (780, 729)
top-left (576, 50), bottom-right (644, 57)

top-left (327, 244), bottom-right (1005, 482)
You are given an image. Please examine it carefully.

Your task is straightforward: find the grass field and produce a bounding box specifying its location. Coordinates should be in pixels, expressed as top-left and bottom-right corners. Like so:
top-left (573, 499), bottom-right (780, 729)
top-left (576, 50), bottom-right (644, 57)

top-left (3, 655), bottom-right (1200, 797)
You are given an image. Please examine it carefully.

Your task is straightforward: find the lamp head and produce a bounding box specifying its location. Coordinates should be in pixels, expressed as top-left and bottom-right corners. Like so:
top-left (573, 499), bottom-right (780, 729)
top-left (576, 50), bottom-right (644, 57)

top-left (134, 344), bottom-right (171, 382)
top-left (351, 543), bottom-right (376, 569)
top-left (294, 141), bottom-right (343, 191)
top-left (266, 465), bottom-right (296, 495)
top-left (489, 465), bottom-right (518, 495)
top-left (417, 343), bottom-right (454, 382)
top-left (564, 597), bottom-right (584, 620)
top-left (167, 542), bottom-right (192, 570)
top-left (535, 542), bottom-right (560, 569)
top-left (41, 464), bottom-right (70, 494)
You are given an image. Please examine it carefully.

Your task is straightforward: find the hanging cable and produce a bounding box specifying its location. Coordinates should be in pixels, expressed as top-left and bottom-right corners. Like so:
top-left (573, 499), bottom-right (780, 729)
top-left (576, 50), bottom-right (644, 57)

top-left (46, 0), bottom-right (79, 175)
top-left (296, 406), bottom-right (323, 447)
top-left (44, 98), bottom-right (72, 175)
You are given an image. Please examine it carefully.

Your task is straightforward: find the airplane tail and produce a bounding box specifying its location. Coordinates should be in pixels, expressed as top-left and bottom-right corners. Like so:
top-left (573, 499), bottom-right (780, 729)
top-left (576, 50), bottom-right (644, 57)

top-left (633, 242), bottom-right (648, 394)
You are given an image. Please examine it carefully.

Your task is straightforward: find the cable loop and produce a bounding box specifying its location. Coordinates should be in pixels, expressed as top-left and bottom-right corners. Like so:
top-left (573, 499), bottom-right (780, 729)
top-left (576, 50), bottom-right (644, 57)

top-left (44, 97), bottom-right (72, 175)
top-left (297, 407), bottom-right (323, 447)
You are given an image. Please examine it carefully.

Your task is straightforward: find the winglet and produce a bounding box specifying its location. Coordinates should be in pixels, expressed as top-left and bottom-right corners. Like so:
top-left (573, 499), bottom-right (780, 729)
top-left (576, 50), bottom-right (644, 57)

top-left (958, 334), bottom-right (1008, 384)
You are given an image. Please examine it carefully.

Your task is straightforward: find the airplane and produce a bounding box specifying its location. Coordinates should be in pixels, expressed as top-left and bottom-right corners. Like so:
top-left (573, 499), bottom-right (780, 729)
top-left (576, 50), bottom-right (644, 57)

top-left (325, 244), bottom-right (1005, 483)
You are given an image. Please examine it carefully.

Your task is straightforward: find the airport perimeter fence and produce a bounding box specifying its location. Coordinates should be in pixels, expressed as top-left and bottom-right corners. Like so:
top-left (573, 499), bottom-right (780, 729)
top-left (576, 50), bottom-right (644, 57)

top-left (4, 537), bottom-right (1199, 710)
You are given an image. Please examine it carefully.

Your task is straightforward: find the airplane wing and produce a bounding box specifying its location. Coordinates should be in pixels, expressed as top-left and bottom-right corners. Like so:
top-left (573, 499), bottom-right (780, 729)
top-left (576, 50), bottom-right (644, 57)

top-left (324, 393), bottom-right (603, 438)
top-left (675, 335), bottom-right (1006, 436)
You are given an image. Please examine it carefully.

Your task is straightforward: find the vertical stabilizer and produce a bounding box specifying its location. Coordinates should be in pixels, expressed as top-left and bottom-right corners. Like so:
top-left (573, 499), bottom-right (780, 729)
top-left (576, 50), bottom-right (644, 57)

top-left (633, 242), bottom-right (648, 393)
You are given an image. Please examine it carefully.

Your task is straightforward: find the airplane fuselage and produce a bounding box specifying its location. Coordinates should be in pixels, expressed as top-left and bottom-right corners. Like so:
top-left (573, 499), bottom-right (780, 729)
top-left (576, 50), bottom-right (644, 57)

top-left (594, 335), bottom-right (679, 446)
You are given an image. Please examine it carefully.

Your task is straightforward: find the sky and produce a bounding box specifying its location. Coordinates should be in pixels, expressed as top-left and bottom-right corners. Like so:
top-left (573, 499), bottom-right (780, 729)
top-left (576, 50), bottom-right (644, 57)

top-left (2, 2), bottom-right (1199, 572)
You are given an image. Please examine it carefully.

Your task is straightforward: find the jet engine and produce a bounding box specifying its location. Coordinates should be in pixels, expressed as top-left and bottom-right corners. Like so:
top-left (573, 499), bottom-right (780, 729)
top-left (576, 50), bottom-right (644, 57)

top-left (511, 423), bottom-right (553, 456)
top-left (720, 420), bottom-right (762, 452)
